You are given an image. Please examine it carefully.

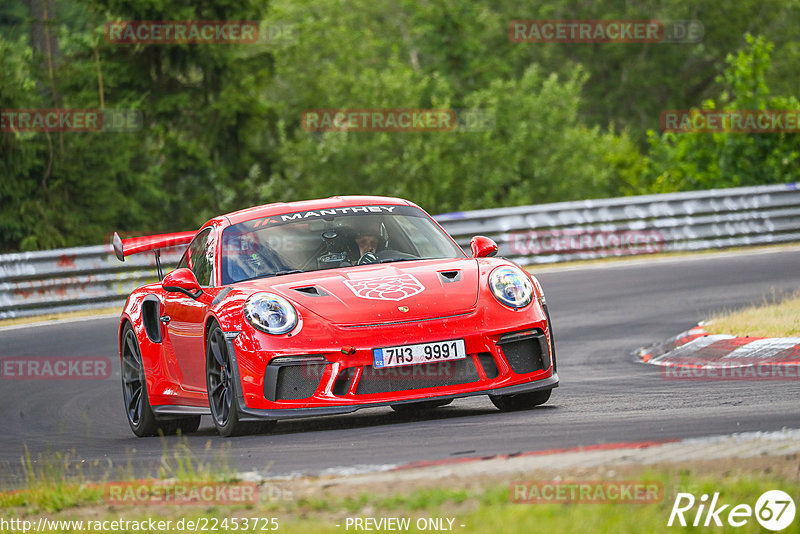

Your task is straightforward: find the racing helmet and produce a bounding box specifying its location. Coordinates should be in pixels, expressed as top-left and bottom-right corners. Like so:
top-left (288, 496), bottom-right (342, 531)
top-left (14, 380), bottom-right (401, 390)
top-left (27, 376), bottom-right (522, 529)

top-left (350, 217), bottom-right (389, 252)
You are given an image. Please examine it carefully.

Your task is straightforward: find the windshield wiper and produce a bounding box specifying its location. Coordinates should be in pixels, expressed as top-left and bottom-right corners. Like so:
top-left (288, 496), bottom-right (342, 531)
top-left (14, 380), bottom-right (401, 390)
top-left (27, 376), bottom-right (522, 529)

top-left (378, 257), bottom-right (419, 264)
top-left (267, 269), bottom-right (305, 277)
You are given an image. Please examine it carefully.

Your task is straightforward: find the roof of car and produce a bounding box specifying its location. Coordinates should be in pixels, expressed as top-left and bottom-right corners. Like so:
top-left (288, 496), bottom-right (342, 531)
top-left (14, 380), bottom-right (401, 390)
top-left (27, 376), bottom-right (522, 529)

top-left (221, 196), bottom-right (416, 225)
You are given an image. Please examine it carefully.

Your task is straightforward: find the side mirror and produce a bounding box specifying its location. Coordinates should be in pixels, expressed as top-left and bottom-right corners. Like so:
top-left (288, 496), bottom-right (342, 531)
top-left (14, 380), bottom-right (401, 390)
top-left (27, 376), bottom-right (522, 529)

top-left (470, 236), bottom-right (498, 258)
top-left (162, 268), bottom-right (203, 299)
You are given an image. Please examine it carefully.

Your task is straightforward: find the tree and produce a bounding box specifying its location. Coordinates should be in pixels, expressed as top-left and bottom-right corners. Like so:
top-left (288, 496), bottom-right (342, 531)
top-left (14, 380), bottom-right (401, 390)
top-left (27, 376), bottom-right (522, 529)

top-left (639, 34), bottom-right (800, 193)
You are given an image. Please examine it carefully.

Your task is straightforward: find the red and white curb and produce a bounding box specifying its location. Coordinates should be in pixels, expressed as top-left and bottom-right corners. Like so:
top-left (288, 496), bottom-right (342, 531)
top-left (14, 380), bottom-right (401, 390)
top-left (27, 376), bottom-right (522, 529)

top-left (637, 325), bottom-right (800, 378)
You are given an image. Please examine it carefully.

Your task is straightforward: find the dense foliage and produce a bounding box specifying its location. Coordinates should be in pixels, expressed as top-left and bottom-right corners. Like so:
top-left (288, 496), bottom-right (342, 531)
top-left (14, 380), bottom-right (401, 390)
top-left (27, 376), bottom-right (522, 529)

top-left (1, 0), bottom-right (798, 251)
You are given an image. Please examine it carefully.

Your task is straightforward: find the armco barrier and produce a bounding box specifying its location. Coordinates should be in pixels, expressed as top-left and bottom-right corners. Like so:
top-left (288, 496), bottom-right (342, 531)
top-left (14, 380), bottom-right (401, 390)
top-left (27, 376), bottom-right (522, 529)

top-left (1, 183), bottom-right (799, 320)
top-left (0, 246), bottom-right (184, 320)
top-left (436, 183), bottom-right (800, 264)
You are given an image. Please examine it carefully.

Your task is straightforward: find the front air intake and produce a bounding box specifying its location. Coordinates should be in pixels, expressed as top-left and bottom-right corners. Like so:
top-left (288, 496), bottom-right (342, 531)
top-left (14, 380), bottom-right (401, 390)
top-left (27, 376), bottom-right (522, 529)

top-left (264, 356), bottom-right (327, 401)
top-left (497, 330), bottom-right (550, 374)
top-left (355, 358), bottom-right (479, 395)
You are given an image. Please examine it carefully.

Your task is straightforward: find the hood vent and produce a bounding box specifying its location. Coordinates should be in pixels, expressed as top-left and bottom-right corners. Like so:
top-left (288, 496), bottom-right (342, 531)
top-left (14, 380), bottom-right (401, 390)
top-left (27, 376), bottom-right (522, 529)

top-left (292, 286), bottom-right (329, 297)
top-left (438, 270), bottom-right (461, 283)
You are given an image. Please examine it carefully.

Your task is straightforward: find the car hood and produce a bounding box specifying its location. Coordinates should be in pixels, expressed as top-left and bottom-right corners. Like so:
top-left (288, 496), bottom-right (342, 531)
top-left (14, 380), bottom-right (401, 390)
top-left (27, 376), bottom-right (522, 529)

top-left (236, 258), bottom-right (479, 326)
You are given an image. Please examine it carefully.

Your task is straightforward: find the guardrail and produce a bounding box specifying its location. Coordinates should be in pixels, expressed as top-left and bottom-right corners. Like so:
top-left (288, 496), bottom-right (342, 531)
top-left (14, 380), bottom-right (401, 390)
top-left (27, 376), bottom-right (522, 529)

top-left (0, 246), bottom-right (183, 320)
top-left (1, 183), bottom-right (798, 320)
top-left (436, 182), bottom-right (800, 264)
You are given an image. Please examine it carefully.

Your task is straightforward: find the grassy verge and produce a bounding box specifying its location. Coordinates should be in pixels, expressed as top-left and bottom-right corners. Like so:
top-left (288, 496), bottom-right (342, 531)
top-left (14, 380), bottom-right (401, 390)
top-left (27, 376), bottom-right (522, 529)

top-left (0, 437), bottom-right (236, 512)
top-left (1, 454), bottom-right (798, 533)
top-left (705, 290), bottom-right (800, 337)
top-left (0, 307), bottom-right (120, 328)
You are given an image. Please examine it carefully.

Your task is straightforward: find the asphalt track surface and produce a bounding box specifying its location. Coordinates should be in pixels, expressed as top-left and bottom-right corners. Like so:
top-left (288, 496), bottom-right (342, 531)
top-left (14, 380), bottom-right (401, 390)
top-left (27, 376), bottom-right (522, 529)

top-left (1, 249), bottom-right (798, 486)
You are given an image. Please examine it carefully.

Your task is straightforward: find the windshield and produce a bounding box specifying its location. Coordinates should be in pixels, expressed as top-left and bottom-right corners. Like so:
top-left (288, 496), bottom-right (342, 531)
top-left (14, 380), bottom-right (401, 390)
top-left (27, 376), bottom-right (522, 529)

top-left (220, 205), bottom-right (466, 284)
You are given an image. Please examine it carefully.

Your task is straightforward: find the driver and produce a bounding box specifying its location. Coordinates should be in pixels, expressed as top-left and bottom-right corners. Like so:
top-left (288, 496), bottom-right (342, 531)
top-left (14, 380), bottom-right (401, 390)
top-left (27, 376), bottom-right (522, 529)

top-left (355, 232), bottom-right (379, 257)
top-left (349, 220), bottom-right (386, 265)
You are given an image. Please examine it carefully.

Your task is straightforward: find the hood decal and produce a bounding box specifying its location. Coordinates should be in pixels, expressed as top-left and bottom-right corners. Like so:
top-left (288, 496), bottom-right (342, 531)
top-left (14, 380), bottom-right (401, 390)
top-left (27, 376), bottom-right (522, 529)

top-left (344, 274), bottom-right (425, 301)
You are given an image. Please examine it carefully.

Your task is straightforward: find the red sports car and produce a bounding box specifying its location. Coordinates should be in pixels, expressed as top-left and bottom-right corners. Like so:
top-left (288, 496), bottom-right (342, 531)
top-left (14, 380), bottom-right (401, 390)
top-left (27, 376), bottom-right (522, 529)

top-left (114, 196), bottom-right (558, 437)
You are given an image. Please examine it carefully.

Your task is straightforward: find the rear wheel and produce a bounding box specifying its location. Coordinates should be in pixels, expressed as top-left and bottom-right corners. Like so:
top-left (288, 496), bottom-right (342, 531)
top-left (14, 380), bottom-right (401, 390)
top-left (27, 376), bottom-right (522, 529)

top-left (206, 323), bottom-right (275, 437)
top-left (121, 324), bottom-right (200, 436)
top-left (489, 389), bottom-right (551, 412)
top-left (391, 399), bottom-right (452, 415)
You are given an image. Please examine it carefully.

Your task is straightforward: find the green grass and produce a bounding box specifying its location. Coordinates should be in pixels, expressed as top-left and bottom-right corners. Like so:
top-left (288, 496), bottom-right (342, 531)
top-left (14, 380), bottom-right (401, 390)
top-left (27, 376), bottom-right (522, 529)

top-left (0, 435), bottom-right (238, 513)
top-left (0, 306), bottom-right (121, 328)
top-left (378, 488), bottom-right (470, 511)
top-left (0, 446), bottom-right (106, 512)
top-left (705, 289), bottom-right (800, 337)
top-left (2, 464), bottom-right (798, 533)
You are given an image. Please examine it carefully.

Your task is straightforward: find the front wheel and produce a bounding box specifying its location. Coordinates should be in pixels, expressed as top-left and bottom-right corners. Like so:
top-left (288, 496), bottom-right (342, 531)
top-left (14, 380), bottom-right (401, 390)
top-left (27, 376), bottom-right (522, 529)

top-left (121, 324), bottom-right (200, 436)
top-left (489, 389), bottom-right (551, 412)
top-left (206, 323), bottom-right (275, 437)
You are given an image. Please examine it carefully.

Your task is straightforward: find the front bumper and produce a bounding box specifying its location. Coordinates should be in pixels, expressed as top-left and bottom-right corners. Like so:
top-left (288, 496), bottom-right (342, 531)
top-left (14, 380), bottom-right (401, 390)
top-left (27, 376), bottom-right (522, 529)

top-left (225, 304), bottom-right (558, 419)
top-left (235, 373), bottom-right (559, 421)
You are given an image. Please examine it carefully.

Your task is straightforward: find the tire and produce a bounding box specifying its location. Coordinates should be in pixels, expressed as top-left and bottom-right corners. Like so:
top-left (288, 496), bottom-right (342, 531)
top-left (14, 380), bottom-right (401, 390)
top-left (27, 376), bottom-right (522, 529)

top-left (206, 323), bottom-right (275, 437)
top-left (121, 323), bottom-right (200, 436)
top-left (391, 399), bottom-right (452, 415)
top-left (489, 389), bottom-right (552, 412)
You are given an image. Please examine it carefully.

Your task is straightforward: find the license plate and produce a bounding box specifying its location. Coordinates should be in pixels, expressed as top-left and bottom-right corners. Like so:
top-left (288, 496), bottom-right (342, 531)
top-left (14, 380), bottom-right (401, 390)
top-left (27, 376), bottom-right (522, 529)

top-left (373, 339), bottom-right (467, 369)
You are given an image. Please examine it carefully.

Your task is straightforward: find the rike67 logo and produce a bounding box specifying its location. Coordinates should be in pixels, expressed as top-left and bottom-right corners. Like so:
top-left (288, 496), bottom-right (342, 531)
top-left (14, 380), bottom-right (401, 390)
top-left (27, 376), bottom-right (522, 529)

top-left (668, 490), bottom-right (796, 531)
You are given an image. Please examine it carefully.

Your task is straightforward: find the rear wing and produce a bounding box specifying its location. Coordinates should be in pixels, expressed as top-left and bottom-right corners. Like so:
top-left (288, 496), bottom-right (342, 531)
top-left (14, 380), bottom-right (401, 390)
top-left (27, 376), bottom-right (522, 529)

top-left (112, 231), bottom-right (195, 261)
top-left (112, 230), bottom-right (195, 279)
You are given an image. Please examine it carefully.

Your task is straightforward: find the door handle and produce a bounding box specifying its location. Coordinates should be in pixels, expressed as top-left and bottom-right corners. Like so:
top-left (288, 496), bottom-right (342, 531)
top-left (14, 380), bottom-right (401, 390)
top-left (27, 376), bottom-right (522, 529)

top-left (160, 315), bottom-right (171, 324)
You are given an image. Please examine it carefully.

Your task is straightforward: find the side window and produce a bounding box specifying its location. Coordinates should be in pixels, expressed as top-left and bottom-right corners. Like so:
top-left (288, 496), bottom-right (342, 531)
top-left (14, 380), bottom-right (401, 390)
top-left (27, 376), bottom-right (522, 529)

top-left (178, 228), bottom-right (215, 286)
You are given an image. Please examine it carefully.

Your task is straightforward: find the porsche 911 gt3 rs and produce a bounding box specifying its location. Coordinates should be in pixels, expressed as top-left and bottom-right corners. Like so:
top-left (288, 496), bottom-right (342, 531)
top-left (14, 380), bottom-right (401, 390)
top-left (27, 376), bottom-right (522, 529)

top-left (114, 196), bottom-right (558, 437)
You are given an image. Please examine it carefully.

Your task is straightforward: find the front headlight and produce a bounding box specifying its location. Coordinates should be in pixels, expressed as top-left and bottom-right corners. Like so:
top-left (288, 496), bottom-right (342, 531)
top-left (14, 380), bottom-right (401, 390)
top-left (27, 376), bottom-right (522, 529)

top-left (244, 292), bottom-right (298, 335)
top-left (489, 266), bottom-right (533, 309)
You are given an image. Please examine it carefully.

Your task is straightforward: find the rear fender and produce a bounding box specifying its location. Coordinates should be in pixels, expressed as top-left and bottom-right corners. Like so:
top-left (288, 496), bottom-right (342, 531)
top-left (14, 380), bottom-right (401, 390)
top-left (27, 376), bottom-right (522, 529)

top-left (119, 290), bottom-right (169, 396)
